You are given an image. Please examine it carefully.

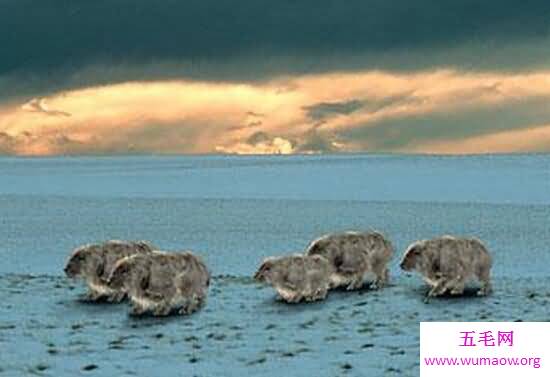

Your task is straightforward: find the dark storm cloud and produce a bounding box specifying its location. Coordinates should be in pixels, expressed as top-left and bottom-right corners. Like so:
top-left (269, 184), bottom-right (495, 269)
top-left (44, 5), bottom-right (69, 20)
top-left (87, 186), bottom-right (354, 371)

top-left (246, 131), bottom-right (271, 145)
top-left (303, 100), bottom-right (364, 120)
top-left (57, 121), bottom-right (202, 155)
top-left (303, 93), bottom-right (417, 121)
top-left (341, 97), bottom-right (550, 150)
top-left (295, 129), bottom-right (339, 153)
top-left (227, 122), bottom-right (261, 132)
top-left (1, 0), bottom-right (550, 95)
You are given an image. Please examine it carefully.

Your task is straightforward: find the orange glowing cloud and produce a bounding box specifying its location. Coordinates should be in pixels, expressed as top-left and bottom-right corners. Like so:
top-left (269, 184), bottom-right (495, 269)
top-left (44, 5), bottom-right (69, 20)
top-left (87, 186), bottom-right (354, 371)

top-left (402, 124), bottom-right (550, 154)
top-left (1, 69), bottom-right (550, 155)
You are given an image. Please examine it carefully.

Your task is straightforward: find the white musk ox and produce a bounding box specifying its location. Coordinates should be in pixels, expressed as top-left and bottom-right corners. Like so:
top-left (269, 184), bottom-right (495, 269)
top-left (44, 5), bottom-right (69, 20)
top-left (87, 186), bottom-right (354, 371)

top-left (305, 231), bottom-right (394, 290)
top-left (107, 251), bottom-right (210, 316)
top-left (64, 240), bottom-right (155, 302)
top-left (254, 254), bottom-right (333, 303)
top-left (400, 235), bottom-right (492, 301)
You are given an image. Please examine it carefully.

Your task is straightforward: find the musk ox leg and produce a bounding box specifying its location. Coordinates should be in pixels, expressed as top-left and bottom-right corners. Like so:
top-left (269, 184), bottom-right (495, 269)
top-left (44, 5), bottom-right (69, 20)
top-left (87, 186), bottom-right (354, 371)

top-left (152, 290), bottom-right (183, 316)
top-left (329, 273), bottom-right (349, 289)
top-left (424, 278), bottom-right (448, 303)
top-left (85, 289), bottom-right (106, 302)
top-left (446, 276), bottom-right (466, 295)
top-left (106, 291), bottom-right (127, 303)
top-left (180, 294), bottom-right (205, 314)
top-left (178, 304), bottom-right (192, 315)
top-left (286, 292), bottom-right (303, 303)
top-left (280, 289), bottom-right (302, 303)
top-left (476, 265), bottom-right (492, 296)
top-left (130, 303), bottom-right (148, 316)
top-left (371, 267), bottom-right (390, 289)
top-left (449, 282), bottom-right (465, 296)
top-left (316, 287), bottom-right (329, 301)
top-left (178, 296), bottom-right (196, 315)
top-left (195, 294), bottom-right (207, 310)
top-left (336, 253), bottom-right (369, 290)
top-left (305, 286), bottom-right (328, 302)
top-left (370, 255), bottom-right (390, 287)
top-left (433, 280), bottom-right (448, 296)
top-left (129, 295), bottom-right (155, 316)
top-left (152, 301), bottom-right (173, 316)
top-left (301, 284), bottom-right (315, 302)
top-left (382, 268), bottom-right (390, 285)
top-left (346, 273), bottom-right (366, 290)
top-left (276, 285), bottom-right (302, 303)
top-left (478, 283), bottom-right (492, 296)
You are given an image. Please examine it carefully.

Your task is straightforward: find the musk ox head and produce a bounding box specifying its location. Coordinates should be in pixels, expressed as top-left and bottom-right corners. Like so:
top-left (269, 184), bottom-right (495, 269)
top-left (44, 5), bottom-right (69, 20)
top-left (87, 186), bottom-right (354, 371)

top-left (254, 255), bottom-right (306, 286)
top-left (108, 255), bottom-right (150, 291)
top-left (131, 240), bottom-right (156, 254)
top-left (180, 252), bottom-right (210, 288)
top-left (107, 257), bottom-right (132, 290)
top-left (64, 244), bottom-right (105, 279)
top-left (400, 241), bottom-right (425, 271)
top-left (306, 235), bottom-right (333, 256)
top-left (254, 257), bottom-right (287, 284)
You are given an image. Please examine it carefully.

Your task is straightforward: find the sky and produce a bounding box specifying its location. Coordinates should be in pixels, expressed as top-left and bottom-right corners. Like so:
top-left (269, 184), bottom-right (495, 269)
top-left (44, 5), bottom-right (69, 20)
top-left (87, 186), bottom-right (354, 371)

top-left (1, 0), bottom-right (550, 155)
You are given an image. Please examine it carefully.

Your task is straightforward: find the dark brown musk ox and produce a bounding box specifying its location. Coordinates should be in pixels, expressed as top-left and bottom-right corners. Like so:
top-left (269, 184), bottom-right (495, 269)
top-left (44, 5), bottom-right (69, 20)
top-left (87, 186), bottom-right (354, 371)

top-left (108, 250), bottom-right (210, 316)
top-left (305, 230), bottom-right (394, 290)
top-left (254, 254), bottom-right (333, 303)
top-left (64, 240), bottom-right (155, 302)
top-left (400, 235), bottom-right (493, 301)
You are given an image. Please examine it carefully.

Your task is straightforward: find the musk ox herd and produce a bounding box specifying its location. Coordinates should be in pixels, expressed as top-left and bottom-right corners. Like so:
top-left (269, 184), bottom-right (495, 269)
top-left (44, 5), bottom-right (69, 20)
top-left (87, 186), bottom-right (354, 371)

top-left (64, 232), bottom-right (493, 316)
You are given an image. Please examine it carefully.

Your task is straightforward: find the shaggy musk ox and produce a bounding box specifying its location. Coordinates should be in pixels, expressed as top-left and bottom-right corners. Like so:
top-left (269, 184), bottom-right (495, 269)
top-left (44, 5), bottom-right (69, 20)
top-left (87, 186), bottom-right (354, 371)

top-left (64, 240), bottom-right (155, 302)
top-left (400, 235), bottom-right (493, 301)
top-left (305, 231), bottom-right (394, 290)
top-left (254, 254), bottom-right (333, 303)
top-left (108, 250), bottom-right (210, 316)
